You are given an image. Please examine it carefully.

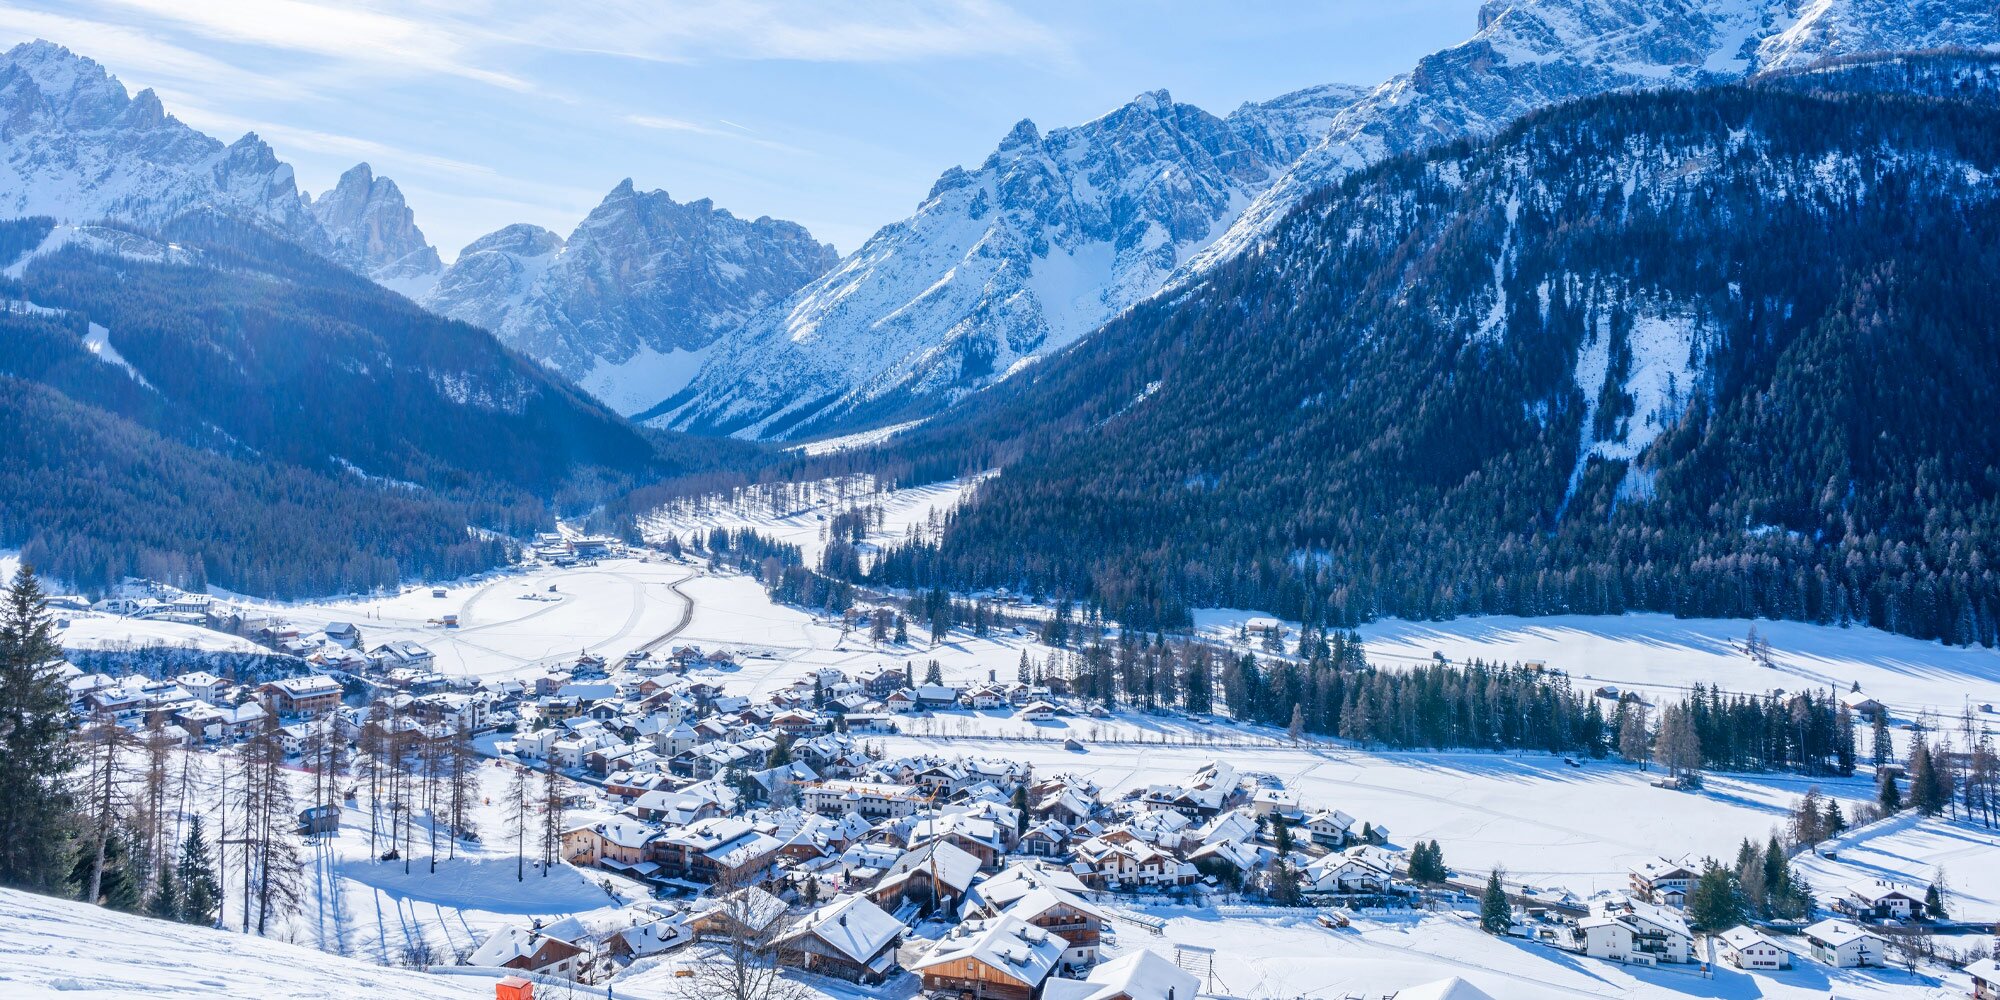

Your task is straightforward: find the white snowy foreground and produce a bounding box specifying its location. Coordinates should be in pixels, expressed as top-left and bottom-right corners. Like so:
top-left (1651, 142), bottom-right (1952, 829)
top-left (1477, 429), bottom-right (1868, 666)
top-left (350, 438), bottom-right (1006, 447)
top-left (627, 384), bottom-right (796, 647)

top-left (0, 886), bottom-right (488, 999)
top-left (1088, 908), bottom-right (1960, 1000)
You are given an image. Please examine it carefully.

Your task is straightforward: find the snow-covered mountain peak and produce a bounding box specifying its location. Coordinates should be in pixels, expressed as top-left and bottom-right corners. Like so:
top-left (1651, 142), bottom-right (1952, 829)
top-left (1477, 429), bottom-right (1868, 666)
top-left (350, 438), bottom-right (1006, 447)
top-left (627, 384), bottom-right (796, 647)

top-left (0, 38), bottom-right (444, 295)
top-left (1182, 0), bottom-right (1995, 280)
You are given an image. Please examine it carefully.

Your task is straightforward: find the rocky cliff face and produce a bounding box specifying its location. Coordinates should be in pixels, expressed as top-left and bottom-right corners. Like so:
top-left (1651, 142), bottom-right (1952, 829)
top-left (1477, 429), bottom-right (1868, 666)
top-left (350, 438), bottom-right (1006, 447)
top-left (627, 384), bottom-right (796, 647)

top-left (306, 163), bottom-right (443, 297)
top-left (423, 181), bottom-right (836, 415)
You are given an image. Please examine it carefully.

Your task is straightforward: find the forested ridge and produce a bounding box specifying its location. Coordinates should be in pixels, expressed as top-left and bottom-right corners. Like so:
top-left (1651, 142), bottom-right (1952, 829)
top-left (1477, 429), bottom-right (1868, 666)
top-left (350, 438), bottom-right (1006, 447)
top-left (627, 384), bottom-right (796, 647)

top-left (0, 213), bottom-right (758, 597)
top-left (818, 59), bottom-right (2000, 647)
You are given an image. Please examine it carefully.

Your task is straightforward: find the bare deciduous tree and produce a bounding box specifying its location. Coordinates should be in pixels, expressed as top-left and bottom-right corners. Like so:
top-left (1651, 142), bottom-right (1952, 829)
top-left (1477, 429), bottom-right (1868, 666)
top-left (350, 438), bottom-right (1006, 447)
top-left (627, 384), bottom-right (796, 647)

top-left (679, 872), bottom-right (806, 1000)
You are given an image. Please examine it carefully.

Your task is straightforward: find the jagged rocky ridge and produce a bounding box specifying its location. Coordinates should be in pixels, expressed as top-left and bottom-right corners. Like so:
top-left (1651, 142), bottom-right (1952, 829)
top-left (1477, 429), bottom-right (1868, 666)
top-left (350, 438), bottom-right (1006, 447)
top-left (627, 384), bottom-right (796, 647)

top-left (424, 181), bottom-right (837, 415)
top-left (305, 162), bottom-right (443, 296)
top-left (0, 41), bottom-right (442, 293)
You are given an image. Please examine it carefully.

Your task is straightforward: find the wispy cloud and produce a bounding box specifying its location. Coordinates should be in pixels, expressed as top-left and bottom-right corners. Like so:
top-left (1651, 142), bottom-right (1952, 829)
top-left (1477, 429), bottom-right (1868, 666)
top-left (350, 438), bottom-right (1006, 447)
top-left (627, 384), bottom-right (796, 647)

top-left (624, 111), bottom-right (804, 155)
top-left (0, 6), bottom-right (309, 99)
top-left (505, 0), bottom-right (1070, 67)
top-left (94, 0), bottom-right (531, 90)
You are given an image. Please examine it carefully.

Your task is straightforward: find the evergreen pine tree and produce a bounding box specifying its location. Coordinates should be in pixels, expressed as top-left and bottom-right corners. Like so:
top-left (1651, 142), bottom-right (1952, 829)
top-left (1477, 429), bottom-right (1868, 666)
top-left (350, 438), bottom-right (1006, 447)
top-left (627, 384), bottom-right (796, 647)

top-left (1687, 861), bottom-right (1743, 933)
top-left (1480, 869), bottom-right (1511, 934)
top-left (146, 861), bottom-right (182, 921)
top-left (1870, 713), bottom-right (1892, 768)
top-left (1878, 770), bottom-right (1902, 813)
top-left (1924, 881), bottom-right (1946, 919)
top-left (1909, 741), bottom-right (1946, 815)
top-left (175, 816), bottom-right (221, 926)
top-left (0, 566), bottom-right (77, 892)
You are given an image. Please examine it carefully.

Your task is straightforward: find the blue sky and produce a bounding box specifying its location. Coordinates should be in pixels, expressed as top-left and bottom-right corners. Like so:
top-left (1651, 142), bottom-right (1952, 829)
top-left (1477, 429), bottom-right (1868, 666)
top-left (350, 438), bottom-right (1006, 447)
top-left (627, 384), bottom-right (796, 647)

top-left (0, 1), bottom-right (1487, 258)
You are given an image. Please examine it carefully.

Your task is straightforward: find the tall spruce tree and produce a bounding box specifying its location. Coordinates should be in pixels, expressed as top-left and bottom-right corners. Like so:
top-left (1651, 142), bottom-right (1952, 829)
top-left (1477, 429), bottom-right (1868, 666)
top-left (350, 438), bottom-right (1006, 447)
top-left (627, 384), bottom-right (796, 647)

top-left (0, 566), bottom-right (76, 892)
top-left (1480, 869), bottom-right (1511, 933)
top-left (175, 815), bottom-right (221, 926)
top-left (1687, 861), bottom-right (1743, 933)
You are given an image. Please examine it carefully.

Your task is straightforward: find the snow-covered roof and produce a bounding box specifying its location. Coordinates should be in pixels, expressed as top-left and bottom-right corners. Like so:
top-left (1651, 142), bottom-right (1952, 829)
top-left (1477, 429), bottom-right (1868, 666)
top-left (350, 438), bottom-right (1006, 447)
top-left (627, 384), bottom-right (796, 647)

top-left (1718, 926), bottom-right (1778, 952)
top-left (973, 862), bottom-right (1092, 910)
top-left (1804, 918), bottom-right (1882, 949)
top-left (1001, 885), bottom-right (1106, 924)
top-left (912, 915), bottom-right (1066, 987)
top-left (467, 925), bottom-right (577, 967)
top-left (782, 894), bottom-right (902, 965)
top-left (614, 916), bottom-right (689, 958)
top-left (1393, 977), bottom-right (1497, 1000)
top-left (1042, 949), bottom-right (1197, 1000)
top-left (884, 840), bottom-right (982, 893)
top-left (1846, 877), bottom-right (1921, 904)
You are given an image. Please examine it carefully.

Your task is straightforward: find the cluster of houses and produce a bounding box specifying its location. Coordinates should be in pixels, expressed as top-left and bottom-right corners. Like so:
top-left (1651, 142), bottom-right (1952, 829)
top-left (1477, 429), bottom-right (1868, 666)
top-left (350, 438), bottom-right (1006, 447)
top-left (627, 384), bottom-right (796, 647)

top-left (452, 658), bottom-right (1422, 997)
top-left (530, 532), bottom-right (619, 566)
top-left (1552, 855), bottom-right (1962, 976)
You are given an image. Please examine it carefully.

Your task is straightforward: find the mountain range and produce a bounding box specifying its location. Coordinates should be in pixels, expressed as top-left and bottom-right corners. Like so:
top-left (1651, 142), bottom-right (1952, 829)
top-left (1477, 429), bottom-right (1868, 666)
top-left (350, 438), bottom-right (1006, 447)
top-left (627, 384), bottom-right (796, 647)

top-left (0, 41), bottom-right (444, 293)
top-left (9, 2), bottom-right (1994, 444)
top-left (647, 0), bottom-right (2000, 440)
top-left (3, 2), bottom-right (1999, 612)
top-left (848, 51), bottom-right (2000, 648)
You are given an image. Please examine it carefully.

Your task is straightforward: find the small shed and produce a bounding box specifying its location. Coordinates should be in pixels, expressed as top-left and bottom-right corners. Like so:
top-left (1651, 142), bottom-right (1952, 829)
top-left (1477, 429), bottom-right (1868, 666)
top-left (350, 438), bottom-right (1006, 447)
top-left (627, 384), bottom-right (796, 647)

top-left (297, 804), bottom-right (341, 835)
top-left (495, 976), bottom-right (534, 1000)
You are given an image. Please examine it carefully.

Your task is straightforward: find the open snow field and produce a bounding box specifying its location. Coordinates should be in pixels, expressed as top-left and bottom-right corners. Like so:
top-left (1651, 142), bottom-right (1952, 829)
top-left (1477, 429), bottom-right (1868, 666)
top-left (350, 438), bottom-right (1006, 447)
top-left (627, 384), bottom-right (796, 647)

top-left (638, 473), bottom-right (986, 569)
top-left (1792, 812), bottom-right (2000, 923)
top-left (55, 611), bottom-right (269, 654)
top-left (1193, 609), bottom-right (2000, 721)
top-left (1359, 615), bottom-right (2000, 721)
top-left (0, 886), bottom-right (488, 999)
top-left (259, 560), bottom-right (699, 682)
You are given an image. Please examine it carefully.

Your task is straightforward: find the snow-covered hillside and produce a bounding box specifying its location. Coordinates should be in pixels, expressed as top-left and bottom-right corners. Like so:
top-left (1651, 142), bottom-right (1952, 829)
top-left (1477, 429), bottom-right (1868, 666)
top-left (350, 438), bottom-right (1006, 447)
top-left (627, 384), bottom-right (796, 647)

top-left (0, 41), bottom-right (442, 293)
top-left (0, 886), bottom-right (489, 999)
top-left (657, 0), bottom-right (1999, 441)
top-left (425, 181), bottom-right (836, 414)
